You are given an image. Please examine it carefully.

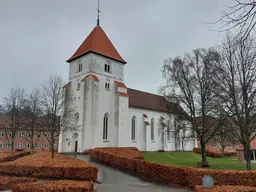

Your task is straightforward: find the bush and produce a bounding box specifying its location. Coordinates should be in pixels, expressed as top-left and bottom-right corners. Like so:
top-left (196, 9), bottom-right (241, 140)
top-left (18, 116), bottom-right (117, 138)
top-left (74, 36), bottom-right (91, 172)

top-left (12, 180), bottom-right (94, 192)
top-left (0, 152), bottom-right (30, 163)
top-left (0, 152), bottom-right (98, 181)
top-left (195, 185), bottom-right (256, 192)
top-left (0, 175), bottom-right (37, 190)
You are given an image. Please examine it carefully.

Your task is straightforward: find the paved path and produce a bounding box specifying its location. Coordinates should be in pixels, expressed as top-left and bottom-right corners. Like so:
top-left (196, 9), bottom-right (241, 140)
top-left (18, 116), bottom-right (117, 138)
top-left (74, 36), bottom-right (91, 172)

top-left (73, 155), bottom-right (190, 192)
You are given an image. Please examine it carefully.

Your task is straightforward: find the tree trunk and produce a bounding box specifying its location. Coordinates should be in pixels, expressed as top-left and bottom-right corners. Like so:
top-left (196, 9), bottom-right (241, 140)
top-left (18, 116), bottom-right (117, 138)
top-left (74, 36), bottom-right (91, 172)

top-left (50, 134), bottom-right (55, 159)
top-left (200, 140), bottom-right (207, 165)
top-left (11, 137), bottom-right (14, 155)
top-left (51, 144), bottom-right (54, 159)
top-left (244, 143), bottom-right (252, 170)
top-left (221, 145), bottom-right (225, 156)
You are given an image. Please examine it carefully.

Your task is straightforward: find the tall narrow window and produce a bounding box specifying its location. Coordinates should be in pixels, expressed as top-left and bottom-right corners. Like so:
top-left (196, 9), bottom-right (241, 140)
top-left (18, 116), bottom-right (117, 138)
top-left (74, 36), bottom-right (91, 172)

top-left (77, 79), bottom-right (81, 91)
top-left (167, 120), bottom-right (170, 141)
top-left (104, 64), bottom-right (107, 72)
top-left (103, 113), bottom-right (109, 140)
top-left (131, 116), bottom-right (136, 140)
top-left (151, 118), bottom-right (154, 140)
top-left (77, 61), bottom-right (82, 73)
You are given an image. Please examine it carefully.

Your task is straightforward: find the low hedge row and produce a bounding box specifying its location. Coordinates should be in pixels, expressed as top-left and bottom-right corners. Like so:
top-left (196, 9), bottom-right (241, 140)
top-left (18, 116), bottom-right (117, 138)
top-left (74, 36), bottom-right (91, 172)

top-left (0, 175), bottom-right (37, 190)
top-left (0, 152), bottom-right (98, 181)
top-left (90, 147), bottom-right (256, 189)
top-left (93, 147), bottom-right (144, 159)
top-left (0, 152), bottom-right (30, 163)
top-left (12, 180), bottom-right (94, 192)
top-left (193, 148), bottom-right (221, 158)
top-left (195, 185), bottom-right (256, 192)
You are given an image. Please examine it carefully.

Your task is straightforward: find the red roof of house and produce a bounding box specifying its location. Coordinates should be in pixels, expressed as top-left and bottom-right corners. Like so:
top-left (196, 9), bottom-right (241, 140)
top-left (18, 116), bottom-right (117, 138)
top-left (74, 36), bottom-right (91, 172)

top-left (67, 26), bottom-right (126, 64)
top-left (127, 88), bottom-right (187, 117)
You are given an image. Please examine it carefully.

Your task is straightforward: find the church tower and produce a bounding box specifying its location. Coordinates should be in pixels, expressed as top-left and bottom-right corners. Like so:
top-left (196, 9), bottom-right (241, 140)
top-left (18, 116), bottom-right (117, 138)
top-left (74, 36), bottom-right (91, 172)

top-left (59, 7), bottom-right (129, 152)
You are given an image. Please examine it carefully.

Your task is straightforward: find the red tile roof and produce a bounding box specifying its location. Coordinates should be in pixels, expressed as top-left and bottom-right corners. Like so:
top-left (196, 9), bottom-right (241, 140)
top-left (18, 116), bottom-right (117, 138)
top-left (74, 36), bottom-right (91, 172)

top-left (127, 88), bottom-right (187, 117)
top-left (67, 26), bottom-right (126, 64)
top-left (119, 92), bottom-right (129, 97)
top-left (82, 74), bottom-right (99, 82)
top-left (115, 81), bottom-right (127, 88)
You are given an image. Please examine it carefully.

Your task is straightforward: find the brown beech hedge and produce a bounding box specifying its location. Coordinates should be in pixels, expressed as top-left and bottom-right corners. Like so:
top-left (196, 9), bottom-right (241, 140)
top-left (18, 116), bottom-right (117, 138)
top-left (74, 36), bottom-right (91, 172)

top-left (195, 185), bottom-right (256, 192)
top-left (0, 152), bottom-right (30, 163)
top-left (0, 175), bottom-right (37, 190)
top-left (193, 148), bottom-right (221, 158)
top-left (12, 180), bottom-right (94, 192)
top-left (0, 152), bottom-right (98, 181)
top-left (89, 147), bottom-right (256, 189)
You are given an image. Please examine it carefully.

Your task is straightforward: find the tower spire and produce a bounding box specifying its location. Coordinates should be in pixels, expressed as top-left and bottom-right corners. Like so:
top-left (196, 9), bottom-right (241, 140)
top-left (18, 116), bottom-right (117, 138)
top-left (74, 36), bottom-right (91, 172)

top-left (97, 0), bottom-right (100, 26)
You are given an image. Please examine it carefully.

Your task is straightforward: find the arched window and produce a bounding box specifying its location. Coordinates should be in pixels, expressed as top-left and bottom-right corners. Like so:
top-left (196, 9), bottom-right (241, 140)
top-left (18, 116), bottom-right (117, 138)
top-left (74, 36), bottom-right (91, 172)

top-left (131, 116), bottom-right (136, 140)
top-left (77, 60), bottom-right (82, 73)
top-left (151, 118), bottom-right (154, 140)
top-left (104, 61), bottom-right (111, 73)
top-left (103, 113), bottom-right (109, 140)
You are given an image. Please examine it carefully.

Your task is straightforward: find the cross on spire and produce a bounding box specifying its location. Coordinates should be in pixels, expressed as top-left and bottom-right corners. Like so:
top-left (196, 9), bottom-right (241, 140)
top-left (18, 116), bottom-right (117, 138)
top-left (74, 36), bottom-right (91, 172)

top-left (97, 0), bottom-right (100, 26)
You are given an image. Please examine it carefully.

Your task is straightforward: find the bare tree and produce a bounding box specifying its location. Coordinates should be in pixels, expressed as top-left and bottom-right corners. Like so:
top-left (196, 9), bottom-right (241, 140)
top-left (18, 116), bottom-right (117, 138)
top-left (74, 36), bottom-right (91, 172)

top-left (41, 74), bottom-right (79, 158)
top-left (217, 0), bottom-right (256, 41)
top-left (0, 87), bottom-right (26, 155)
top-left (160, 48), bottom-right (223, 166)
top-left (215, 33), bottom-right (256, 170)
top-left (21, 89), bottom-right (43, 154)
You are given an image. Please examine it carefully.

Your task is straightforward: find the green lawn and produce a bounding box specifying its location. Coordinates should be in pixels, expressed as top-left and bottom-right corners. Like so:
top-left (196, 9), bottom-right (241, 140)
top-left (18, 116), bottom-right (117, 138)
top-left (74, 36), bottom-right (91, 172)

top-left (144, 151), bottom-right (256, 170)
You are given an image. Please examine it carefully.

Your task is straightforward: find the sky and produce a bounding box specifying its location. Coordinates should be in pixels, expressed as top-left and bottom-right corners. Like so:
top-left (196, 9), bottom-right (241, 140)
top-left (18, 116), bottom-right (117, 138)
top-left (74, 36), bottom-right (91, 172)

top-left (0, 0), bottom-right (233, 101)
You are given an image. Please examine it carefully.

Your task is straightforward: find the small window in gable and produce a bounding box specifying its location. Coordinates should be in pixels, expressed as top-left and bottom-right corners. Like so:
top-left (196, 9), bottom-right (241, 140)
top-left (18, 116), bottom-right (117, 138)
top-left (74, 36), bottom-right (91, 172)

top-left (77, 61), bottom-right (82, 73)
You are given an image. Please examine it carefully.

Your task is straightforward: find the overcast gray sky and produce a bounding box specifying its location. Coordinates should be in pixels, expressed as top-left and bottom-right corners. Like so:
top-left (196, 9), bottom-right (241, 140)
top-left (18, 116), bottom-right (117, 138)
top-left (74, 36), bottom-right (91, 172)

top-left (0, 0), bottom-right (232, 100)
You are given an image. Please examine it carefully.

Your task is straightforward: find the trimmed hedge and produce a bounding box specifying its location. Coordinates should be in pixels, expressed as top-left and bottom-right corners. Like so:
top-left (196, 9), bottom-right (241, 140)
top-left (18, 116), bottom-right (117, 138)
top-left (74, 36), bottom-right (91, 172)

top-left (93, 147), bottom-right (144, 159)
top-left (195, 185), bottom-right (256, 192)
top-left (89, 147), bottom-right (256, 189)
top-left (0, 152), bottom-right (98, 181)
top-left (12, 180), bottom-right (94, 192)
top-left (193, 148), bottom-right (221, 158)
top-left (0, 152), bottom-right (30, 163)
top-left (0, 175), bottom-right (37, 190)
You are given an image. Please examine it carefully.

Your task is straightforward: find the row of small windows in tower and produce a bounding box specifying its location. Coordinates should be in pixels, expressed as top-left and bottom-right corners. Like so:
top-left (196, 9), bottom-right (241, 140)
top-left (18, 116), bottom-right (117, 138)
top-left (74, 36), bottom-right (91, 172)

top-left (76, 61), bottom-right (111, 73)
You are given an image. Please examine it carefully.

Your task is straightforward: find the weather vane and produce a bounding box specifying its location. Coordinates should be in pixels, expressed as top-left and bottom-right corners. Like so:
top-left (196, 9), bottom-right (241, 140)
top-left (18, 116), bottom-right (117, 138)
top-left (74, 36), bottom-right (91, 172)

top-left (97, 0), bottom-right (100, 26)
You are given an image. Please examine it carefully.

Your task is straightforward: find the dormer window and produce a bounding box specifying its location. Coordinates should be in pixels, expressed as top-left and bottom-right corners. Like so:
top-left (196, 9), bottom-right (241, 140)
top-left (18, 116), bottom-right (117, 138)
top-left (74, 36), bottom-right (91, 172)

top-left (104, 61), bottom-right (111, 73)
top-left (77, 61), bottom-right (82, 73)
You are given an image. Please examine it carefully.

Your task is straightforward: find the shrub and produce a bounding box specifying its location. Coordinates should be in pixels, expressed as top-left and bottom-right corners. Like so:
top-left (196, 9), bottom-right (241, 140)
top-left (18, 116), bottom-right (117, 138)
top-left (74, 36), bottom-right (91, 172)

top-left (0, 175), bottom-right (37, 190)
top-left (195, 185), bottom-right (256, 192)
top-left (0, 152), bottom-right (30, 163)
top-left (0, 152), bottom-right (98, 181)
top-left (12, 180), bottom-right (94, 192)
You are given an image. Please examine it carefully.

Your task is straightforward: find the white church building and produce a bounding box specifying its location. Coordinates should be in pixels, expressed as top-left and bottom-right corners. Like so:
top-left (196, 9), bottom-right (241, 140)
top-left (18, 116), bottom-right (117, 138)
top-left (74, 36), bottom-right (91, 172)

top-left (58, 19), bottom-right (196, 153)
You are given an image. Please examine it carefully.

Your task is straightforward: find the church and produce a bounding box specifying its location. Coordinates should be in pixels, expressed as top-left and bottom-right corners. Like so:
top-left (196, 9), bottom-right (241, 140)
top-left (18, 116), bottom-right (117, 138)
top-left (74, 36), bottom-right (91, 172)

top-left (58, 14), bottom-right (196, 153)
